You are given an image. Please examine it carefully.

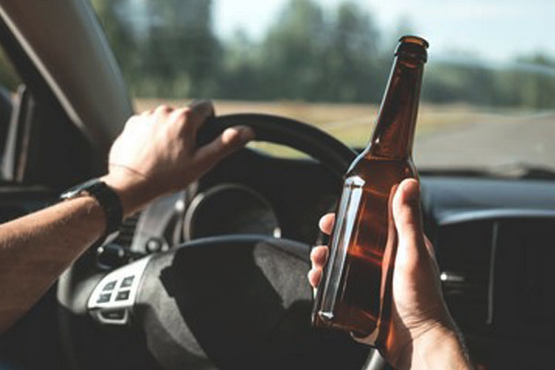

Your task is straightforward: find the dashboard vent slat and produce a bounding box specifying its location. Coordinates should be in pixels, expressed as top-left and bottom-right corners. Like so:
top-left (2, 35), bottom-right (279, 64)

top-left (113, 212), bottom-right (141, 248)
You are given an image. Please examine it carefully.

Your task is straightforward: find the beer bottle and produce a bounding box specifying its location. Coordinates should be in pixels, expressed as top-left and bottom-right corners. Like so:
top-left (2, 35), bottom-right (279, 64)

top-left (312, 36), bottom-right (429, 346)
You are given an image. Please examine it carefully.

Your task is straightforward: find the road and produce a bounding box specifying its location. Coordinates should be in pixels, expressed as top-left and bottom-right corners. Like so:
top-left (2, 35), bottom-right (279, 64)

top-left (415, 115), bottom-right (555, 172)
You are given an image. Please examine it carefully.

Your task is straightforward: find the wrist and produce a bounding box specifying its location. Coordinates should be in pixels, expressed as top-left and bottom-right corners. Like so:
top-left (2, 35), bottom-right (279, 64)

top-left (399, 324), bottom-right (472, 370)
top-left (102, 171), bottom-right (156, 217)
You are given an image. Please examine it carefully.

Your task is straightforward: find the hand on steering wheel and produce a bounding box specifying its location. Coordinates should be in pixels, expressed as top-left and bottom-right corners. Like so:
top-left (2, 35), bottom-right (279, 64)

top-left (103, 101), bottom-right (254, 217)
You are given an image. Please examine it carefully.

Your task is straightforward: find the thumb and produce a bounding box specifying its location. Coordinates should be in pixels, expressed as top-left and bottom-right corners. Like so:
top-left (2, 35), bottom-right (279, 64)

top-left (392, 178), bottom-right (425, 249)
top-left (194, 125), bottom-right (255, 169)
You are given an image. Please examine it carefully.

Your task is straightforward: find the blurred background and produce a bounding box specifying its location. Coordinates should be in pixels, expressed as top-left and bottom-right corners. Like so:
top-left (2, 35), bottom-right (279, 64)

top-left (3, 0), bottom-right (554, 168)
top-left (85, 0), bottom-right (555, 107)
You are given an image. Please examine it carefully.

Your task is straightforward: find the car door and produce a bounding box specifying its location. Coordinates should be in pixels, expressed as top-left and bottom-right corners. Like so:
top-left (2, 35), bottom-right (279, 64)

top-left (0, 15), bottom-right (102, 369)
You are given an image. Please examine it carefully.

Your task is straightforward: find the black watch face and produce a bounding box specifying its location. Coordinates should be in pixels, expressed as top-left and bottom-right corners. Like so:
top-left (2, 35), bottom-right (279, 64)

top-left (60, 178), bottom-right (102, 199)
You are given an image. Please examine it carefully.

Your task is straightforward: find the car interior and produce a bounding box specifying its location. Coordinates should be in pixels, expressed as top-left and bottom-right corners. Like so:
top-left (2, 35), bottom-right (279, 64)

top-left (0, 0), bottom-right (554, 369)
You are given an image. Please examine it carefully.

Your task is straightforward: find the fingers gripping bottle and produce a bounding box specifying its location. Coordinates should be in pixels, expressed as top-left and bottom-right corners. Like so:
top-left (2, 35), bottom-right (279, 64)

top-left (312, 36), bottom-right (428, 347)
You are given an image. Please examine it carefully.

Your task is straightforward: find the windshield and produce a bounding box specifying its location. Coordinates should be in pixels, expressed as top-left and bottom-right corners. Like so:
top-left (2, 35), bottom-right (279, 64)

top-left (92, 0), bottom-right (555, 172)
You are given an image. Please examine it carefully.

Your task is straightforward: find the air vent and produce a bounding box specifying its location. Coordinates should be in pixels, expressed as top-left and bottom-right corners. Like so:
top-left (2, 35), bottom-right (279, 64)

top-left (435, 220), bottom-right (494, 332)
top-left (113, 212), bottom-right (141, 248)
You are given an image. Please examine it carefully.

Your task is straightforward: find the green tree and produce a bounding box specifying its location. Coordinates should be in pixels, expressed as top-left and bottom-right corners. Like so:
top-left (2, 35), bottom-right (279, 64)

top-left (252, 0), bottom-right (385, 102)
top-left (513, 55), bottom-right (555, 109)
top-left (321, 1), bottom-right (384, 102)
top-left (216, 29), bottom-right (265, 100)
top-left (423, 54), bottom-right (555, 109)
top-left (258, 0), bottom-right (328, 100)
top-left (92, 0), bottom-right (219, 98)
top-left (142, 0), bottom-right (220, 97)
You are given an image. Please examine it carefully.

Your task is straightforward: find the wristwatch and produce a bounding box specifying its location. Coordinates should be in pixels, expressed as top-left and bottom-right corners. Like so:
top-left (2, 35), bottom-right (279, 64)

top-left (60, 178), bottom-right (123, 241)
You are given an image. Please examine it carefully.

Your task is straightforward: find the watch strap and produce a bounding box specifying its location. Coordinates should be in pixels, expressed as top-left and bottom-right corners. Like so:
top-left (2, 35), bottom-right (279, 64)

top-left (61, 179), bottom-right (123, 235)
top-left (86, 181), bottom-right (123, 235)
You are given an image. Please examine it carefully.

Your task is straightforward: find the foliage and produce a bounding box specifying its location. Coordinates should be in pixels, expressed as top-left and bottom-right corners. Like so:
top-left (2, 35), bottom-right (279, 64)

top-left (1, 0), bottom-right (554, 109)
top-left (0, 49), bottom-right (20, 90)
top-left (422, 54), bottom-right (555, 109)
top-left (91, 0), bottom-right (220, 98)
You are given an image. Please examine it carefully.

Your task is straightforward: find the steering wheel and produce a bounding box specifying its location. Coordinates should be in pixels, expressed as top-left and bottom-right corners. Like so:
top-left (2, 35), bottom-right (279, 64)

top-left (56, 114), bottom-right (377, 370)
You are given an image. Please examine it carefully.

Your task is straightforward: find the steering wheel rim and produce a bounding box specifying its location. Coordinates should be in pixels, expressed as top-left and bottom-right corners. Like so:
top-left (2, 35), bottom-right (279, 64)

top-left (200, 113), bottom-right (357, 177)
top-left (57, 113), bottom-right (372, 370)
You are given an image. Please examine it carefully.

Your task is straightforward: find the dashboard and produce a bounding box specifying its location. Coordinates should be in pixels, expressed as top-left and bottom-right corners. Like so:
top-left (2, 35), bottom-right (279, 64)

top-left (97, 150), bottom-right (555, 367)
top-left (110, 150), bottom-right (555, 369)
top-left (421, 177), bottom-right (555, 369)
top-left (2, 149), bottom-right (552, 369)
top-left (93, 148), bottom-right (555, 367)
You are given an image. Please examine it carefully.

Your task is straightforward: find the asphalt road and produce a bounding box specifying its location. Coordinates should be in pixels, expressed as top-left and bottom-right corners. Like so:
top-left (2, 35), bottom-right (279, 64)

top-left (414, 115), bottom-right (555, 172)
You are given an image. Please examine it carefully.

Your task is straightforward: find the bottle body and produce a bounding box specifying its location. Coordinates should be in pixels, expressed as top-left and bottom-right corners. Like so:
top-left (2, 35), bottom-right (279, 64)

top-left (313, 155), bottom-right (417, 343)
top-left (312, 36), bottom-right (428, 346)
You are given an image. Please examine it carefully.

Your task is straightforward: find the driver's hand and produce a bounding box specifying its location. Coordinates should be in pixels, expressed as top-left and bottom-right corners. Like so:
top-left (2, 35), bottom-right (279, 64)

top-left (309, 179), bottom-right (471, 369)
top-left (103, 101), bottom-right (254, 216)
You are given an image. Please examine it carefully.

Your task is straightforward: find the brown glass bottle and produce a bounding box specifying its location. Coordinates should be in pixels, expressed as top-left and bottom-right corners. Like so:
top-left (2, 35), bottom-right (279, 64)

top-left (312, 36), bottom-right (429, 346)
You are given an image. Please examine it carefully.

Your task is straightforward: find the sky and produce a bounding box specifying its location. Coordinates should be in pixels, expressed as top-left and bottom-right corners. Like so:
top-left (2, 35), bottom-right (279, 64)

top-left (213, 0), bottom-right (555, 62)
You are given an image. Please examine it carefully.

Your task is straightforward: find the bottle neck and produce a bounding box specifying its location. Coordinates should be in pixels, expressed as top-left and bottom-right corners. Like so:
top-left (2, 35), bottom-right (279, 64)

top-left (367, 56), bottom-right (424, 159)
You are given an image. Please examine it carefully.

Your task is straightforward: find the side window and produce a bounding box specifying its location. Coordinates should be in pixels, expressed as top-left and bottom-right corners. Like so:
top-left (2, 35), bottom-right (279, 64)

top-left (0, 48), bottom-right (21, 181)
top-left (0, 47), bottom-right (21, 168)
top-left (0, 47), bottom-right (19, 90)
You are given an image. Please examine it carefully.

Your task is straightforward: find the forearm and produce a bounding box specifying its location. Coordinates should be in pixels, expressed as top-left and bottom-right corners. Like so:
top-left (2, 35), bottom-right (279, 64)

top-left (0, 196), bottom-right (105, 333)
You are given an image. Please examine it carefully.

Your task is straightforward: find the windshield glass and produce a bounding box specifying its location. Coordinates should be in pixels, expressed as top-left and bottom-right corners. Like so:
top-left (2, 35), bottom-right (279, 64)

top-left (92, 0), bottom-right (555, 172)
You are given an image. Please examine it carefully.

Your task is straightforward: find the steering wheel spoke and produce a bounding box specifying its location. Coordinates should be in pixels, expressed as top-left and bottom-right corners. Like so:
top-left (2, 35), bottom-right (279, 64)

top-left (87, 255), bottom-right (152, 325)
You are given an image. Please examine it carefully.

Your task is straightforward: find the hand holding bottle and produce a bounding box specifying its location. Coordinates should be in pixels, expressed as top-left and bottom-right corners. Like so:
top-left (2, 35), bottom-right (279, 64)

top-left (312, 36), bottom-right (430, 342)
top-left (309, 179), bottom-right (473, 370)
